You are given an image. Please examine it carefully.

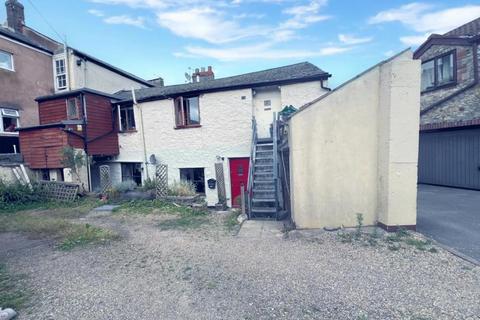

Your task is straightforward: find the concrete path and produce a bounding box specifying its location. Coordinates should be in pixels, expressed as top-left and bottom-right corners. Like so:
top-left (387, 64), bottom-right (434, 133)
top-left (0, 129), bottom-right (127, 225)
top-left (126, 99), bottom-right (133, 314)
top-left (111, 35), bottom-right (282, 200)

top-left (237, 220), bottom-right (285, 239)
top-left (417, 184), bottom-right (480, 262)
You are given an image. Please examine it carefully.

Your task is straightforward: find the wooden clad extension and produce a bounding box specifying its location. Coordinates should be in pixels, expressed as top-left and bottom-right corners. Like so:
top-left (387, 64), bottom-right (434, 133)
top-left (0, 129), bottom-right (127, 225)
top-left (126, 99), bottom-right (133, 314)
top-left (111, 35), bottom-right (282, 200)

top-left (19, 90), bottom-right (119, 169)
top-left (19, 127), bottom-right (68, 169)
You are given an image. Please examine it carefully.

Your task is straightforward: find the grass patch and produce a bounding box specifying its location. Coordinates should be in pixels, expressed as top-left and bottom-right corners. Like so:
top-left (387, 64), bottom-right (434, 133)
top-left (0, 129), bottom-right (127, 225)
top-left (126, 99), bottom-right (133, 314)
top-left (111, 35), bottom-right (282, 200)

top-left (224, 211), bottom-right (239, 230)
top-left (58, 223), bottom-right (119, 251)
top-left (0, 264), bottom-right (29, 310)
top-left (405, 238), bottom-right (432, 251)
top-left (113, 199), bottom-right (205, 216)
top-left (0, 199), bottom-right (118, 250)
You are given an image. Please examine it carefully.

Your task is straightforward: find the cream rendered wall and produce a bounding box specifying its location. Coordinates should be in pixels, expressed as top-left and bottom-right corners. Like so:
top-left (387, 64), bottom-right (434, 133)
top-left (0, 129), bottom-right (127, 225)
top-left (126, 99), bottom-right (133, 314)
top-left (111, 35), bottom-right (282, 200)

top-left (280, 81), bottom-right (329, 110)
top-left (68, 51), bottom-right (147, 94)
top-left (253, 87), bottom-right (281, 138)
top-left (289, 51), bottom-right (420, 229)
top-left (115, 89), bottom-right (253, 206)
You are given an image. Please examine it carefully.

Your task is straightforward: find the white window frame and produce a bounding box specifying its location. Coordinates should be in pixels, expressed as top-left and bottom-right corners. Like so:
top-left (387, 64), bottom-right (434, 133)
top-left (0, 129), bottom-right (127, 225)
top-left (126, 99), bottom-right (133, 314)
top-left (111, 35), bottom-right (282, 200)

top-left (0, 50), bottom-right (14, 72)
top-left (53, 55), bottom-right (68, 91)
top-left (0, 108), bottom-right (20, 135)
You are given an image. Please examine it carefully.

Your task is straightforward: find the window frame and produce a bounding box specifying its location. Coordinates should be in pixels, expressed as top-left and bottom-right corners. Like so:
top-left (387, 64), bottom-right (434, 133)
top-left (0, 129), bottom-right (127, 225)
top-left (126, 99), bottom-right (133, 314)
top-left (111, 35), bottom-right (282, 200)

top-left (179, 168), bottom-right (205, 194)
top-left (54, 58), bottom-right (67, 91)
top-left (0, 108), bottom-right (20, 134)
top-left (174, 96), bottom-right (201, 129)
top-left (66, 98), bottom-right (80, 120)
top-left (421, 49), bottom-right (457, 93)
top-left (0, 50), bottom-right (14, 72)
top-left (119, 105), bottom-right (136, 132)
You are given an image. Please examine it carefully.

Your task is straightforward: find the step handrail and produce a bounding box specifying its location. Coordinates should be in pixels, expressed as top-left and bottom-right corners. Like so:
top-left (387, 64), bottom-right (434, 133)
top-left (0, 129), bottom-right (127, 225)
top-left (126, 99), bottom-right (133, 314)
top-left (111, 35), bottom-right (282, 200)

top-left (246, 117), bottom-right (257, 218)
top-left (272, 112), bottom-right (279, 219)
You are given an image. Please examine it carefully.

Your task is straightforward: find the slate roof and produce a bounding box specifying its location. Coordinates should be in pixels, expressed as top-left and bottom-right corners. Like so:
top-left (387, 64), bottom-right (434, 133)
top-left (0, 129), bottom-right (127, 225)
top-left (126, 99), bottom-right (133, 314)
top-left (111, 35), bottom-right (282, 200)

top-left (444, 17), bottom-right (480, 37)
top-left (114, 62), bottom-right (331, 103)
top-left (0, 26), bottom-right (52, 54)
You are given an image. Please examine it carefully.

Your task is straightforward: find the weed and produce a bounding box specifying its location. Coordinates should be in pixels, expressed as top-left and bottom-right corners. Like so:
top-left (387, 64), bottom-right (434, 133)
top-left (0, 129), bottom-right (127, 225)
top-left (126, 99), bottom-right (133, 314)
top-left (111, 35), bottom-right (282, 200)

top-left (337, 231), bottom-right (354, 243)
top-left (224, 210), bottom-right (239, 230)
top-left (114, 200), bottom-right (205, 216)
top-left (355, 213), bottom-right (364, 240)
top-left (58, 223), bottom-right (119, 251)
top-left (157, 216), bottom-right (208, 230)
top-left (388, 243), bottom-right (401, 251)
top-left (0, 264), bottom-right (29, 310)
top-left (167, 180), bottom-right (196, 196)
top-left (405, 238), bottom-right (432, 251)
top-left (357, 313), bottom-right (368, 320)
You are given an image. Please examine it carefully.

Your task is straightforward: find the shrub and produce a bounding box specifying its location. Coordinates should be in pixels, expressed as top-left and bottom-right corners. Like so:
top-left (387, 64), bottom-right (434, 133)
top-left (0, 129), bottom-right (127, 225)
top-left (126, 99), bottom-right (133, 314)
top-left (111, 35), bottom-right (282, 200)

top-left (0, 180), bottom-right (45, 211)
top-left (112, 181), bottom-right (137, 193)
top-left (141, 177), bottom-right (157, 191)
top-left (167, 180), bottom-right (196, 197)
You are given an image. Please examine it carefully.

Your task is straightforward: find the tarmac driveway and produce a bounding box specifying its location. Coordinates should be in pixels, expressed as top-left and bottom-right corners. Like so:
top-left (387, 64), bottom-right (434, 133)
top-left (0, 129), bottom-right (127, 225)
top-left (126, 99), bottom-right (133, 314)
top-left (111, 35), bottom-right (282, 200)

top-left (417, 184), bottom-right (480, 262)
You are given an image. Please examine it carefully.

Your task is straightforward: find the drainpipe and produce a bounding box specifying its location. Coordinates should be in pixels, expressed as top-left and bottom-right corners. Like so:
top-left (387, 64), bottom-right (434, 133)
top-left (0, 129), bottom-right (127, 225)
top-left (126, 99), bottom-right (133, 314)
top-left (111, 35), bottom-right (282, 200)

top-left (132, 88), bottom-right (149, 181)
top-left (64, 44), bottom-right (72, 91)
top-left (81, 93), bottom-right (92, 191)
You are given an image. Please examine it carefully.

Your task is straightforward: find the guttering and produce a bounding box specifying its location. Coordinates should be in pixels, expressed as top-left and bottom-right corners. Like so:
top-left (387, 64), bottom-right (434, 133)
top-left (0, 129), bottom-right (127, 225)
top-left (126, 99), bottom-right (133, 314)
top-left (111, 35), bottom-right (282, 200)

top-left (420, 42), bottom-right (479, 116)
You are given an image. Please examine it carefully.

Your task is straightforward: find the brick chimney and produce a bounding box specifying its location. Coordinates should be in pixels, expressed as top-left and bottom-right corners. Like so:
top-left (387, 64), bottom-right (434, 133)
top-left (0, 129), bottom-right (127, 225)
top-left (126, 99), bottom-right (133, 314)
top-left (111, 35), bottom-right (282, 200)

top-left (5, 0), bottom-right (25, 33)
top-left (192, 66), bottom-right (214, 83)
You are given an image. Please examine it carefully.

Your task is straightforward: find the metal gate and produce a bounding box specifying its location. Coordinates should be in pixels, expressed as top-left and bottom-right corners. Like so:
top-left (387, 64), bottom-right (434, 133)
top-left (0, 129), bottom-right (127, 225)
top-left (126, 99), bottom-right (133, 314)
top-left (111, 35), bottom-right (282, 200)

top-left (418, 128), bottom-right (480, 189)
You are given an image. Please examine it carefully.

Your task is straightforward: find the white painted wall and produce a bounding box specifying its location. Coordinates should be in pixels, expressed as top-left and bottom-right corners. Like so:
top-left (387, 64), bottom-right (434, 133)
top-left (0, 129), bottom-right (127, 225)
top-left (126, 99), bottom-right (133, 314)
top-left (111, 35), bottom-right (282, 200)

top-left (253, 87), bottom-right (281, 138)
top-left (111, 80), bottom-right (329, 206)
top-left (289, 51), bottom-right (420, 229)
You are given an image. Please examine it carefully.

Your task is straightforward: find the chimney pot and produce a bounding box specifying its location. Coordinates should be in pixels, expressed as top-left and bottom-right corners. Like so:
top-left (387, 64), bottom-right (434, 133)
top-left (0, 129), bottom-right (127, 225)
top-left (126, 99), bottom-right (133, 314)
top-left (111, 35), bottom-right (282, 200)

top-left (5, 0), bottom-right (25, 33)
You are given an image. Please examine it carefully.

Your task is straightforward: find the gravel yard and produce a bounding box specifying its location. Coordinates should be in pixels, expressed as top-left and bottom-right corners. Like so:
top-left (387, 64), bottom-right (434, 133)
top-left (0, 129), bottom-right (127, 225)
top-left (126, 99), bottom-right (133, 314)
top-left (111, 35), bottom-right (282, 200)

top-left (1, 210), bottom-right (479, 320)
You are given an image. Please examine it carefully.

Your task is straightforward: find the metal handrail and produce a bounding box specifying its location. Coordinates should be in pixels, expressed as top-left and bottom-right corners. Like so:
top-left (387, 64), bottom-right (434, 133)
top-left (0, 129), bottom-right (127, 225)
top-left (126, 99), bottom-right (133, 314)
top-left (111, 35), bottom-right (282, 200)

top-left (272, 112), bottom-right (279, 219)
top-left (246, 117), bottom-right (257, 218)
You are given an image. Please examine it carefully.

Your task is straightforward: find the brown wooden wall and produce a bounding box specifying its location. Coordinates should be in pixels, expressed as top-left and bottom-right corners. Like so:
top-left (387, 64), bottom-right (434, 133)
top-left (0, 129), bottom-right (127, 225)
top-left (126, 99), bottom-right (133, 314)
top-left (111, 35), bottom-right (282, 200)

top-left (39, 99), bottom-right (68, 124)
top-left (85, 94), bottom-right (119, 156)
top-left (19, 127), bottom-right (68, 169)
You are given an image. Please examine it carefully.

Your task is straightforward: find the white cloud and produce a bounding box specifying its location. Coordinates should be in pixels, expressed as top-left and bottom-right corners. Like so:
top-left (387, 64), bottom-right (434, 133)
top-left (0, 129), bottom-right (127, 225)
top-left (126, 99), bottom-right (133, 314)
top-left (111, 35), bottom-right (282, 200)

top-left (384, 50), bottom-right (394, 57)
top-left (175, 43), bottom-right (351, 61)
top-left (400, 34), bottom-right (429, 46)
top-left (338, 34), bottom-right (372, 45)
top-left (370, 3), bottom-right (480, 45)
top-left (104, 15), bottom-right (146, 28)
top-left (281, 0), bottom-right (330, 30)
top-left (88, 9), bottom-right (105, 17)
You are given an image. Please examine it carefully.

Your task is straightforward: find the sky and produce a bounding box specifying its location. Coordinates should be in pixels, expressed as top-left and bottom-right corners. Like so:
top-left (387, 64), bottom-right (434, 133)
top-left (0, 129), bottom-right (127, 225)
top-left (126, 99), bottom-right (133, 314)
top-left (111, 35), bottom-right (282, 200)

top-left (2, 0), bottom-right (480, 87)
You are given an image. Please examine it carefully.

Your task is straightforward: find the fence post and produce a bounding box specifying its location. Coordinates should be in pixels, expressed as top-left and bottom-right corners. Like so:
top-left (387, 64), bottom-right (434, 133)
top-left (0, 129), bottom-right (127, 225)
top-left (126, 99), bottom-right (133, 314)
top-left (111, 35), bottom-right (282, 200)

top-left (240, 184), bottom-right (246, 216)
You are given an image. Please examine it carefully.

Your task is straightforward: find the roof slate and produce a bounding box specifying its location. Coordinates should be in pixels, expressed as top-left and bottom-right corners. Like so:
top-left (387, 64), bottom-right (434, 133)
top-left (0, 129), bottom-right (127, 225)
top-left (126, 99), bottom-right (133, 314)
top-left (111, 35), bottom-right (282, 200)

top-left (0, 26), bottom-right (53, 54)
top-left (444, 17), bottom-right (480, 37)
top-left (114, 62), bottom-right (330, 103)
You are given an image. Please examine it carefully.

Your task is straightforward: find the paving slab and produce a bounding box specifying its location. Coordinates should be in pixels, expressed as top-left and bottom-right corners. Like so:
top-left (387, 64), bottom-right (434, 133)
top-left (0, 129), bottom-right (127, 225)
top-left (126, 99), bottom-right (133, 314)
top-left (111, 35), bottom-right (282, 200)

top-left (237, 220), bottom-right (284, 239)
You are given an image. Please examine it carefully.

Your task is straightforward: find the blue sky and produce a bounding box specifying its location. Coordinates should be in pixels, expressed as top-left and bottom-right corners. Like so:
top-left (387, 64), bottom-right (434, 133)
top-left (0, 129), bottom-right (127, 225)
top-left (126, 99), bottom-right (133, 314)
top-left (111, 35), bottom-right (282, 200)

top-left (3, 0), bottom-right (480, 87)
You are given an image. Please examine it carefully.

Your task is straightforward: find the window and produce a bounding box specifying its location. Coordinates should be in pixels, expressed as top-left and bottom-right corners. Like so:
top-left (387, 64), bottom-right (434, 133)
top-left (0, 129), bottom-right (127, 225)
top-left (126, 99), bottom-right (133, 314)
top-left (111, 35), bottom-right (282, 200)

top-left (421, 51), bottom-right (456, 92)
top-left (180, 168), bottom-right (205, 193)
top-left (55, 59), bottom-right (67, 90)
top-left (66, 98), bottom-right (79, 119)
top-left (174, 96), bottom-right (200, 128)
top-left (0, 108), bottom-right (19, 133)
top-left (264, 99), bottom-right (272, 111)
top-left (0, 50), bottom-right (13, 71)
top-left (121, 163), bottom-right (142, 186)
top-left (119, 105), bottom-right (136, 131)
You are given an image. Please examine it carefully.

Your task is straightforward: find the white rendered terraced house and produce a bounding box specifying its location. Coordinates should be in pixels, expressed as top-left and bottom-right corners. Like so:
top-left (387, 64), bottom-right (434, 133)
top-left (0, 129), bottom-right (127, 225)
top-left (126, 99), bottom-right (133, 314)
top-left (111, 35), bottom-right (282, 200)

top-left (101, 63), bottom-right (331, 207)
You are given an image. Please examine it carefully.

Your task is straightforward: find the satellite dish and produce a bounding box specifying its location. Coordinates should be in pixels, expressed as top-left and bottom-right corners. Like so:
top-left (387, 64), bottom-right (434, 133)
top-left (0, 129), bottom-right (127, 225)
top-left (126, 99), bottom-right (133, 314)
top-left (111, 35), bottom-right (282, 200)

top-left (149, 154), bottom-right (157, 165)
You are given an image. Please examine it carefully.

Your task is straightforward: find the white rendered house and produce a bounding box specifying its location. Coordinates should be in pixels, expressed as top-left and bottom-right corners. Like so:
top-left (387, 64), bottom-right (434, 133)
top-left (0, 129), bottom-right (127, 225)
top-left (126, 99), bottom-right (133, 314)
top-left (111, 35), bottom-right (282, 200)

top-left (100, 63), bottom-right (331, 207)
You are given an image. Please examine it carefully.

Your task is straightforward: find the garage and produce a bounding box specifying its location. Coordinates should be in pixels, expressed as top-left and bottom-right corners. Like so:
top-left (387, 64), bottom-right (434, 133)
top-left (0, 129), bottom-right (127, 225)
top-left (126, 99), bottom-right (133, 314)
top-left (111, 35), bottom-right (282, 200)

top-left (418, 127), bottom-right (480, 190)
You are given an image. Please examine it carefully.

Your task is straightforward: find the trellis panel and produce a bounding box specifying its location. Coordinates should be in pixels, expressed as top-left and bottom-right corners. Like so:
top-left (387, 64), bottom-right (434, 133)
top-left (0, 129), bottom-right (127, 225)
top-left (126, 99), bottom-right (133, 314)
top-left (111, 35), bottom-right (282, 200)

top-left (156, 164), bottom-right (168, 198)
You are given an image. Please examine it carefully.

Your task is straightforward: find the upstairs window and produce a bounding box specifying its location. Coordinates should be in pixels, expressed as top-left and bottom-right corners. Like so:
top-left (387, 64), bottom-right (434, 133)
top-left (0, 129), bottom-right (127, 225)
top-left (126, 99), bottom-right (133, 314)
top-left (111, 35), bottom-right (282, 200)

top-left (174, 96), bottom-right (200, 128)
top-left (421, 51), bottom-right (456, 92)
top-left (0, 50), bottom-right (14, 71)
top-left (0, 108), bottom-right (19, 133)
top-left (66, 98), bottom-right (79, 119)
top-left (55, 59), bottom-right (67, 90)
top-left (119, 105), bottom-right (136, 132)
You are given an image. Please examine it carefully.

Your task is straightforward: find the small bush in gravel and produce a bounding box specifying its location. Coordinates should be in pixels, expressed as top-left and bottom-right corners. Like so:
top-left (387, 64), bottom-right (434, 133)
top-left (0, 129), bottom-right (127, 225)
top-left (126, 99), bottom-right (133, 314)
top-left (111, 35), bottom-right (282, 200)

top-left (58, 223), bottom-right (119, 251)
top-left (0, 264), bottom-right (29, 310)
top-left (167, 180), bottom-right (196, 196)
top-left (114, 200), bottom-right (206, 216)
top-left (224, 210), bottom-right (239, 231)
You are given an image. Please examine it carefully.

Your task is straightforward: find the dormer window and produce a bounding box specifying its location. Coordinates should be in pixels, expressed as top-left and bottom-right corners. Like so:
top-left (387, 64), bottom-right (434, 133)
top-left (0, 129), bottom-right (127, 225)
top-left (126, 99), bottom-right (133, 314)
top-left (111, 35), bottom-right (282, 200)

top-left (54, 58), bottom-right (67, 90)
top-left (174, 96), bottom-right (200, 128)
top-left (421, 50), bottom-right (456, 92)
top-left (119, 105), bottom-right (136, 132)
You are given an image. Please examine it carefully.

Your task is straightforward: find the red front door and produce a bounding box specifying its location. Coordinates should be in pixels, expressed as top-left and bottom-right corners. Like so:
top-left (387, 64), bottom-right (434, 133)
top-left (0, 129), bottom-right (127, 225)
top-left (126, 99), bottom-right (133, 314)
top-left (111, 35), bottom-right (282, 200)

top-left (229, 158), bottom-right (250, 207)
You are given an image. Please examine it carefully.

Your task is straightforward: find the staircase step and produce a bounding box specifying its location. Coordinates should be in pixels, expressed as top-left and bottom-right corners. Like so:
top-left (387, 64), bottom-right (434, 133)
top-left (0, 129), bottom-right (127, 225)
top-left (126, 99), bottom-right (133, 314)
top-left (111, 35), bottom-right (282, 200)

top-left (253, 188), bottom-right (275, 192)
top-left (257, 138), bottom-right (273, 144)
top-left (252, 198), bottom-right (276, 203)
top-left (255, 164), bottom-right (273, 168)
top-left (251, 207), bottom-right (277, 214)
top-left (255, 157), bottom-right (273, 161)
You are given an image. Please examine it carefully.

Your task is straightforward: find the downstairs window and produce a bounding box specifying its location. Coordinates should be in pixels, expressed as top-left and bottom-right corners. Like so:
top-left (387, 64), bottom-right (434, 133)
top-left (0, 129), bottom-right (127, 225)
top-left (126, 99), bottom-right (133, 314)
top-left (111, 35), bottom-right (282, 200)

top-left (180, 168), bottom-right (205, 193)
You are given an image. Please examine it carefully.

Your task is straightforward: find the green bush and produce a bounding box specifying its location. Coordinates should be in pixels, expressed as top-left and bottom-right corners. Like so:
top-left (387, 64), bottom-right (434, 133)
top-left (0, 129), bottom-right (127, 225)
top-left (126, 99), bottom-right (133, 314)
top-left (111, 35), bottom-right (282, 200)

top-left (0, 180), bottom-right (45, 212)
top-left (112, 181), bottom-right (137, 193)
top-left (167, 180), bottom-right (196, 197)
top-left (141, 177), bottom-right (157, 191)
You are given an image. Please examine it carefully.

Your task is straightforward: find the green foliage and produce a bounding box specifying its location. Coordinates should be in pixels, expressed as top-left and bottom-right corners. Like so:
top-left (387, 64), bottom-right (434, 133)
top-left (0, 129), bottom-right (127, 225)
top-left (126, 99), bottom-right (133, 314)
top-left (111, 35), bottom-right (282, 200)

top-left (0, 264), bottom-right (29, 310)
top-left (114, 199), bottom-right (207, 216)
top-left (58, 223), bottom-right (119, 251)
top-left (0, 180), bottom-right (46, 212)
top-left (167, 180), bottom-right (197, 196)
top-left (61, 146), bottom-right (86, 181)
top-left (355, 213), bottom-right (364, 240)
top-left (113, 181), bottom-right (137, 193)
top-left (141, 177), bottom-right (157, 191)
top-left (224, 210), bottom-right (239, 231)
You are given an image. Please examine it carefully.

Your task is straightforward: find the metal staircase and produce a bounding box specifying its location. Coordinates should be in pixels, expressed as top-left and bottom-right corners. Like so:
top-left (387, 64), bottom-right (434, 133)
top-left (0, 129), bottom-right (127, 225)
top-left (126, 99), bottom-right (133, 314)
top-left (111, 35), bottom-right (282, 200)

top-left (247, 115), bottom-right (280, 219)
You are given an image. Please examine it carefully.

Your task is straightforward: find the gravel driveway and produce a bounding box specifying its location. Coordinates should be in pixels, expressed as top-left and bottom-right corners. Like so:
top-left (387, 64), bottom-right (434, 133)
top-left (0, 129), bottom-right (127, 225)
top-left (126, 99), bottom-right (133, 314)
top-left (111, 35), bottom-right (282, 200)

top-left (1, 212), bottom-right (479, 320)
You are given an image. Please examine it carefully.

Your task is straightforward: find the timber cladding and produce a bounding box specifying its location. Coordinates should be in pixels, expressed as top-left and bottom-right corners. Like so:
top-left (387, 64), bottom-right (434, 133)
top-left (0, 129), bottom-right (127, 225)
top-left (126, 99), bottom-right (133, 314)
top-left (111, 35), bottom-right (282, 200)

top-left (19, 127), bottom-right (68, 169)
